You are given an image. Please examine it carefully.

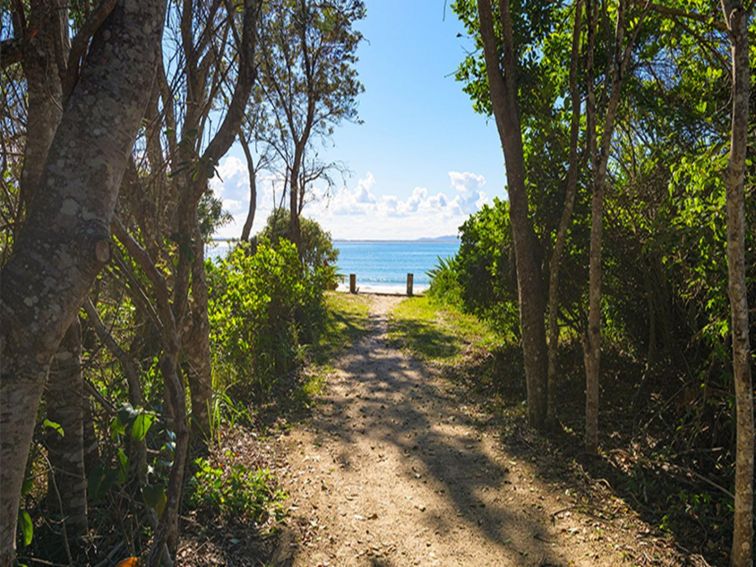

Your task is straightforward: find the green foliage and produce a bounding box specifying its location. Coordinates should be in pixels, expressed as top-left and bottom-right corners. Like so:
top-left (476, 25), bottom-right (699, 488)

top-left (18, 511), bottom-right (33, 547)
top-left (426, 257), bottom-right (463, 307)
top-left (188, 456), bottom-right (286, 525)
top-left (109, 403), bottom-right (157, 443)
top-left (260, 209), bottom-right (339, 281)
top-left (452, 0), bottom-right (561, 118)
top-left (440, 198), bottom-right (521, 337)
top-left (389, 296), bottom-right (500, 363)
top-left (208, 238), bottom-right (331, 401)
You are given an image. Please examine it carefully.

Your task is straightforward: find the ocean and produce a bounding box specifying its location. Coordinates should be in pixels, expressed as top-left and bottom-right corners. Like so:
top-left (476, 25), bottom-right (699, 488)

top-left (206, 239), bottom-right (460, 293)
top-left (334, 240), bottom-right (459, 293)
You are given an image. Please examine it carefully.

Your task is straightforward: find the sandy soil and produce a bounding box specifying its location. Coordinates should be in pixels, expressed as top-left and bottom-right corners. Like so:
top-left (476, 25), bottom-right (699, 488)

top-left (271, 295), bottom-right (675, 567)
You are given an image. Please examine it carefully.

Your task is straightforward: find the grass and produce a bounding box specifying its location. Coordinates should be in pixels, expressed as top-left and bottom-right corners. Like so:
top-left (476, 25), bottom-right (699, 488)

top-left (388, 295), bottom-right (500, 364)
top-left (311, 291), bottom-right (372, 364)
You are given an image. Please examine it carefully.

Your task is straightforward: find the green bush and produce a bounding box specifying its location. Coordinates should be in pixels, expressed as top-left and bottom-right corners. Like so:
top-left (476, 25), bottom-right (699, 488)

top-left (207, 238), bottom-right (330, 401)
top-left (187, 456), bottom-right (286, 525)
top-left (428, 198), bottom-right (521, 335)
top-left (259, 209), bottom-right (339, 286)
top-left (426, 256), bottom-right (462, 307)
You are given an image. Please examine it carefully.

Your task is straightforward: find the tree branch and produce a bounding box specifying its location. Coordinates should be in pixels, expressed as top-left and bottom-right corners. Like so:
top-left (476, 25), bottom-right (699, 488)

top-left (62, 0), bottom-right (119, 99)
top-left (649, 2), bottom-right (727, 32)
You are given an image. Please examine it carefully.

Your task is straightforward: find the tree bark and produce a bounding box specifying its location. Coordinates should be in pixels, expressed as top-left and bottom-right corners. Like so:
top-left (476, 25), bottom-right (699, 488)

top-left (0, 1), bottom-right (164, 561)
top-left (153, 350), bottom-right (190, 560)
top-left (721, 3), bottom-right (753, 565)
top-left (44, 319), bottom-right (88, 547)
top-left (184, 232), bottom-right (213, 441)
top-left (546, 0), bottom-right (582, 425)
top-left (172, 0), bottom-right (261, 444)
top-left (18, 1), bottom-right (91, 545)
top-left (240, 135), bottom-right (258, 241)
top-left (476, 0), bottom-right (548, 429)
top-left (583, 0), bottom-right (641, 453)
top-left (18, 0), bottom-right (67, 211)
top-left (289, 144), bottom-right (304, 249)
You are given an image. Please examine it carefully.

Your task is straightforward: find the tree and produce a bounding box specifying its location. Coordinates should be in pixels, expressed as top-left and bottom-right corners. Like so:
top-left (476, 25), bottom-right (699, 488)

top-left (109, 0), bottom-right (262, 554)
top-left (257, 0), bottom-right (364, 249)
top-left (582, 0), bottom-right (646, 452)
top-left (468, 0), bottom-right (550, 428)
top-left (546, 0), bottom-right (583, 425)
top-left (0, 1), bottom-right (165, 562)
top-left (8, 0), bottom-right (91, 551)
top-left (259, 208), bottom-right (339, 271)
top-left (720, 2), bottom-right (752, 564)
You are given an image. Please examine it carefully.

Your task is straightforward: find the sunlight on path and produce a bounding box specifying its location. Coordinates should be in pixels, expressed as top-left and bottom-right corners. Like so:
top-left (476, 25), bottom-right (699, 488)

top-left (273, 296), bottom-right (638, 567)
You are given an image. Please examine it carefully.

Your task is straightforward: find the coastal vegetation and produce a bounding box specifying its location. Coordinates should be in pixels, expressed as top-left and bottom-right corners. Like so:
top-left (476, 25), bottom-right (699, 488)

top-left (427, 1), bottom-right (753, 562)
top-left (0, 0), bottom-right (363, 562)
top-left (0, 0), bottom-right (751, 565)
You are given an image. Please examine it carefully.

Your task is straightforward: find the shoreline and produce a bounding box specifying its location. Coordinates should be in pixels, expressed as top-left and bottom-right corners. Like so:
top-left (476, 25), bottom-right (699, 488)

top-left (335, 283), bottom-right (428, 295)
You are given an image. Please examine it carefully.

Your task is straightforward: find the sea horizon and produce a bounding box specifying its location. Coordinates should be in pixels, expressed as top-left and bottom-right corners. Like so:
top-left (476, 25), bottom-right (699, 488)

top-left (210, 235), bottom-right (460, 243)
top-left (207, 237), bottom-right (460, 293)
top-left (333, 239), bottom-right (459, 293)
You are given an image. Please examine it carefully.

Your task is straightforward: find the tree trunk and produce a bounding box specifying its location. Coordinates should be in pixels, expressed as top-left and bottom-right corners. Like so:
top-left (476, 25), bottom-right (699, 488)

top-left (476, 0), bottom-right (548, 429)
top-left (582, 0), bottom-right (638, 453)
top-left (289, 147), bottom-right (303, 250)
top-left (721, 3), bottom-right (753, 565)
top-left (240, 136), bottom-right (258, 241)
top-left (18, 0), bottom-right (67, 208)
top-left (184, 235), bottom-right (213, 441)
top-left (173, 0), bottom-right (260, 445)
top-left (0, 2), bottom-right (164, 561)
top-left (584, 164), bottom-right (604, 454)
top-left (19, 1), bottom-right (90, 546)
top-left (44, 318), bottom-right (88, 547)
top-left (151, 350), bottom-right (190, 561)
top-left (546, 0), bottom-right (582, 425)
top-left (582, 0), bottom-right (599, 452)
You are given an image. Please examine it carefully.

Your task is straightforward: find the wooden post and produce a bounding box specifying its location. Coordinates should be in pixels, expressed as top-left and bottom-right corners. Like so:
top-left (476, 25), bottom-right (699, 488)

top-left (349, 273), bottom-right (356, 294)
top-left (406, 273), bottom-right (414, 296)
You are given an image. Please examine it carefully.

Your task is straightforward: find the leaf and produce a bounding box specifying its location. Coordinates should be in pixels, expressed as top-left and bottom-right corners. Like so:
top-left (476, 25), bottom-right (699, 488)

top-left (43, 418), bottom-right (64, 437)
top-left (19, 510), bottom-right (33, 546)
top-left (116, 448), bottom-right (129, 484)
top-left (110, 415), bottom-right (126, 438)
top-left (131, 412), bottom-right (155, 442)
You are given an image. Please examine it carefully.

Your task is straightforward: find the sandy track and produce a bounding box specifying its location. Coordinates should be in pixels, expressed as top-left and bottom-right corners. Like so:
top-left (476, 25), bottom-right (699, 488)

top-left (272, 295), bottom-right (655, 566)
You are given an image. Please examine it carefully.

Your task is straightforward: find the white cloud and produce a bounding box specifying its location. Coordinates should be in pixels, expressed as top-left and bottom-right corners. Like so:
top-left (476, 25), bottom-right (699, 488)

top-left (449, 171), bottom-right (486, 193)
top-left (211, 156), bottom-right (492, 240)
top-left (213, 156), bottom-right (248, 201)
top-left (354, 172), bottom-right (377, 203)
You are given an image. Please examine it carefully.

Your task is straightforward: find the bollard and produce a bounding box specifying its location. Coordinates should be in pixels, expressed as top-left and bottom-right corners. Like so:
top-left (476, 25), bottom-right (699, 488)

top-left (406, 273), bottom-right (414, 296)
top-left (349, 273), bottom-right (357, 294)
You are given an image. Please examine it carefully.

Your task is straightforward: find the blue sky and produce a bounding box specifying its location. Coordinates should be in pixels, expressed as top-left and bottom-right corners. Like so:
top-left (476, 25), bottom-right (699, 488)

top-left (215, 0), bottom-right (506, 240)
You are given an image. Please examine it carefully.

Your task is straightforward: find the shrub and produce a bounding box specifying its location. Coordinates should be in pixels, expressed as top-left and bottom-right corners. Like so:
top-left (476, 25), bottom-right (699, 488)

top-left (207, 237), bottom-right (331, 401)
top-left (426, 256), bottom-right (462, 306)
top-left (259, 209), bottom-right (339, 285)
top-left (187, 456), bottom-right (286, 525)
top-left (427, 198), bottom-right (521, 336)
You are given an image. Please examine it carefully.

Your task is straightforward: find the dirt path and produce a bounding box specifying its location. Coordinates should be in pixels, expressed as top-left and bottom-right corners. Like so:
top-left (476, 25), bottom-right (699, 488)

top-left (272, 296), bottom-right (660, 566)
